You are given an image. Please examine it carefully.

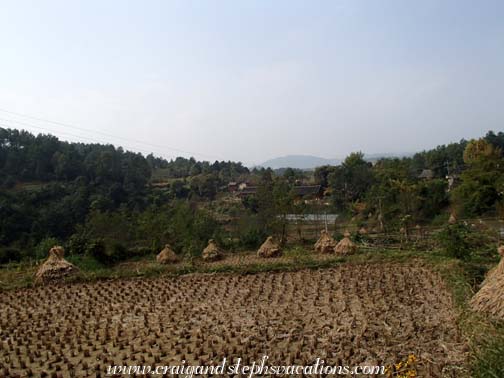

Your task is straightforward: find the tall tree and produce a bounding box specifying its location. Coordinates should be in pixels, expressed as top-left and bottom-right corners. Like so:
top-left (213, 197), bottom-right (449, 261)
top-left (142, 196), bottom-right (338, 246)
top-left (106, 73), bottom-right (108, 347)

top-left (452, 139), bottom-right (504, 216)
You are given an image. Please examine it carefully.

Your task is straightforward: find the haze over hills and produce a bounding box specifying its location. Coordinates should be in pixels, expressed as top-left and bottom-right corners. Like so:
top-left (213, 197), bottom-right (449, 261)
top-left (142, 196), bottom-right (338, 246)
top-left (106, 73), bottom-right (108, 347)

top-left (258, 153), bottom-right (414, 170)
top-left (257, 155), bottom-right (342, 170)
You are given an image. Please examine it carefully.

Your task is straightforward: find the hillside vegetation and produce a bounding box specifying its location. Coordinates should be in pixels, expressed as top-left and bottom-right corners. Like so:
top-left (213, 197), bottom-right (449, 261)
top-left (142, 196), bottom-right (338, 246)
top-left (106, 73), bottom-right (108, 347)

top-left (0, 128), bottom-right (503, 265)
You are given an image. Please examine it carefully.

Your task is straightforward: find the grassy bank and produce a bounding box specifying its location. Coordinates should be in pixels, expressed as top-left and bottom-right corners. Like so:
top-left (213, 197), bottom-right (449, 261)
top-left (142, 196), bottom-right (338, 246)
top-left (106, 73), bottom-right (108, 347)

top-left (428, 257), bottom-right (504, 377)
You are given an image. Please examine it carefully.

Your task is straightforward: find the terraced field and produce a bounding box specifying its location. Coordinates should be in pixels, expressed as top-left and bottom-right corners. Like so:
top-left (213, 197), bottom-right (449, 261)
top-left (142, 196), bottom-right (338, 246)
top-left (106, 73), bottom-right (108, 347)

top-left (0, 264), bottom-right (466, 377)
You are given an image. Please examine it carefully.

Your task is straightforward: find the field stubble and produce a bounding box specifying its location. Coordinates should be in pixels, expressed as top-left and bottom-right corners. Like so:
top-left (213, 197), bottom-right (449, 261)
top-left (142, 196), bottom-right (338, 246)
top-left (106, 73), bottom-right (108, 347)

top-left (0, 264), bottom-right (467, 377)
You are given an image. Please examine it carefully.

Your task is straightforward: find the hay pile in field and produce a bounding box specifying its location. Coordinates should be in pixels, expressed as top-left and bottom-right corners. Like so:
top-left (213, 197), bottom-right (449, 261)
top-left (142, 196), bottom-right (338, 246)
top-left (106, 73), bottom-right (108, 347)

top-left (334, 231), bottom-right (357, 255)
top-left (470, 246), bottom-right (504, 320)
top-left (202, 239), bottom-right (222, 261)
top-left (481, 245), bottom-right (504, 286)
top-left (35, 246), bottom-right (78, 284)
top-left (157, 244), bottom-right (178, 264)
top-left (314, 230), bottom-right (336, 254)
top-left (257, 236), bottom-right (282, 258)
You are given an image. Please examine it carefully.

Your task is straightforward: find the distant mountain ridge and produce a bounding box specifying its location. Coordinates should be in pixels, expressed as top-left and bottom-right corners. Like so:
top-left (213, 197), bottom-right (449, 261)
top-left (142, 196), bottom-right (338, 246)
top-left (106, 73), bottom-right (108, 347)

top-left (258, 153), bottom-right (413, 170)
top-left (257, 155), bottom-right (341, 170)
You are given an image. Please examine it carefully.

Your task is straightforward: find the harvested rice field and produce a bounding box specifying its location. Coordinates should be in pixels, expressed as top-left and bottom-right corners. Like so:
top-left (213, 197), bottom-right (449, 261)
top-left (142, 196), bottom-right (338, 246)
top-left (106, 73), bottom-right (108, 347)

top-left (0, 264), bottom-right (467, 377)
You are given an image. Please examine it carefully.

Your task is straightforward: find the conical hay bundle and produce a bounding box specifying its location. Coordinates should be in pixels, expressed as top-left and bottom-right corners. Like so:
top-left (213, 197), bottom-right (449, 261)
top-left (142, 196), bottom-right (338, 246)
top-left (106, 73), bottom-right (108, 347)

top-left (202, 239), bottom-right (222, 261)
top-left (314, 230), bottom-right (336, 254)
top-left (157, 244), bottom-right (178, 264)
top-left (257, 236), bottom-right (282, 258)
top-left (334, 235), bottom-right (357, 255)
top-left (470, 257), bottom-right (504, 320)
top-left (479, 246), bottom-right (504, 287)
top-left (35, 246), bottom-right (78, 284)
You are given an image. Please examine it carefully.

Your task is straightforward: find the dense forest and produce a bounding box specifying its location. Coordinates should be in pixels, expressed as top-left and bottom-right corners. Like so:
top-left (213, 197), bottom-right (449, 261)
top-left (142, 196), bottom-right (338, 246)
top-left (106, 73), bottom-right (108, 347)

top-left (0, 128), bottom-right (249, 262)
top-left (315, 131), bottom-right (504, 224)
top-left (0, 127), bottom-right (503, 264)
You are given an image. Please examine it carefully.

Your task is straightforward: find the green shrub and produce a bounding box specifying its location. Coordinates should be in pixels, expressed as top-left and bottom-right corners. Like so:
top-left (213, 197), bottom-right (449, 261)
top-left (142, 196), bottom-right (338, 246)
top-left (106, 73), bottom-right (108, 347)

top-left (430, 212), bottom-right (449, 226)
top-left (184, 240), bottom-right (202, 259)
top-left (35, 237), bottom-right (60, 260)
top-left (239, 227), bottom-right (266, 249)
top-left (437, 221), bottom-right (498, 262)
top-left (66, 233), bottom-right (89, 255)
top-left (86, 239), bottom-right (129, 264)
top-left (285, 246), bottom-right (313, 264)
top-left (165, 201), bottom-right (221, 256)
top-left (332, 231), bottom-right (344, 241)
top-left (351, 232), bottom-right (373, 244)
top-left (128, 246), bottom-right (154, 257)
top-left (465, 228), bottom-right (499, 259)
top-left (109, 241), bottom-right (128, 262)
top-left (66, 253), bottom-right (104, 271)
top-left (216, 236), bottom-right (236, 251)
top-left (436, 223), bottom-right (472, 260)
top-left (463, 262), bottom-right (490, 289)
top-left (86, 239), bottom-right (110, 265)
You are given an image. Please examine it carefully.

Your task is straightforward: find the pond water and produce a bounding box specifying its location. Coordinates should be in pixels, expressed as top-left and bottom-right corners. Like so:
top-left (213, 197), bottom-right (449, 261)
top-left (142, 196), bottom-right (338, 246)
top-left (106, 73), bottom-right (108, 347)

top-left (283, 214), bottom-right (339, 222)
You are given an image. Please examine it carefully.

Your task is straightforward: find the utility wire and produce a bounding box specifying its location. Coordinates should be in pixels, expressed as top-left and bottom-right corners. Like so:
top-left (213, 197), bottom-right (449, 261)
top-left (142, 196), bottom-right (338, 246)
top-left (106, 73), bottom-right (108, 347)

top-left (0, 118), bottom-right (180, 159)
top-left (0, 107), bottom-right (222, 160)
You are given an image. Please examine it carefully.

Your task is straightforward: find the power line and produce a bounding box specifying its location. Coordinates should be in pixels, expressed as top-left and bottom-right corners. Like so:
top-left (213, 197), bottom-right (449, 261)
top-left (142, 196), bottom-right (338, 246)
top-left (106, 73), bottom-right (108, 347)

top-left (0, 117), bottom-right (210, 160)
top-left (0, 107), bottom-right (222, 160)
top-left (0, 119), bottom-right (176, 159)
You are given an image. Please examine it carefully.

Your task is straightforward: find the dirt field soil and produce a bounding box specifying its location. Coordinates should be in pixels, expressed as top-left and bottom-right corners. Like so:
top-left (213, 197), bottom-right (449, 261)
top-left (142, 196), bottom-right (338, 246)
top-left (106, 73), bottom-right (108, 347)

top-left (0, 264), bottom-right (466, 377)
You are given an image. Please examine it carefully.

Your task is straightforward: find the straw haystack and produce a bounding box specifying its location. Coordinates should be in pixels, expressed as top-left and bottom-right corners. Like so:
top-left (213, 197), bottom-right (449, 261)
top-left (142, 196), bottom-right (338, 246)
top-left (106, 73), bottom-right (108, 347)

top-left (334, 231), bottom-right (357, 255)
top-left (257, 236), bottom-right (282, 258)
top-left (481, 246), bottom-right (504, 286)
top-left (157, 244), bottom-right (178, 264)
top-left (314, 230), bottom-right (336, 254)
top-left (202, 239), bottom-right (222, 261)
top-left (470, 246), bottom-right (504, 320)
top-left (35, 246), bottom-right (78, 284)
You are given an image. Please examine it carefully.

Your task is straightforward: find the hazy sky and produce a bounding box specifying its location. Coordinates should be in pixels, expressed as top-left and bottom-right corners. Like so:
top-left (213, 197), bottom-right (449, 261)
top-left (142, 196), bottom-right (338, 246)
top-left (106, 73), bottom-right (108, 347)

top-left (0, 0), bottom-right (503, 165)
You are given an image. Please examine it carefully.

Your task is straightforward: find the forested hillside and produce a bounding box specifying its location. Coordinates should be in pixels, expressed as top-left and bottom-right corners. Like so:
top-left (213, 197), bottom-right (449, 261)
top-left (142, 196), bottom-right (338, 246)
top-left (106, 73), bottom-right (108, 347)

top-left (315, 131), bottom-right (504, 222)
top-left (0, 128), bottom-right (249, 262)
top-left (0, 128), bottom-right (503, 265)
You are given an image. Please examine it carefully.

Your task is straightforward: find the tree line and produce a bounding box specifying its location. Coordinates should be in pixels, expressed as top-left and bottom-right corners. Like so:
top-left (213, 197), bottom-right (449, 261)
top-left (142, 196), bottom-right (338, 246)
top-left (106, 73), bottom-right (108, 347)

top-left (0, 128), bottom-right (248, 263)
top-left (314, 131), bottom-right (504, 228)
top-left (0, 127), bottom-right (503, 264)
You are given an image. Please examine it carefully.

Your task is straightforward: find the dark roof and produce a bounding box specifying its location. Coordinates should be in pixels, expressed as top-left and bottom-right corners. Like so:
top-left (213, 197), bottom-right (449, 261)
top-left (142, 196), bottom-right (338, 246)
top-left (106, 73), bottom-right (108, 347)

top-left (237, 185), bottom-right (322, 197)
top-left (237, 186), bottom-right (258, 196)
top-left (293, 185), bottom-right (322, 196)
top-left (418, 169), bottom-right (434, 179)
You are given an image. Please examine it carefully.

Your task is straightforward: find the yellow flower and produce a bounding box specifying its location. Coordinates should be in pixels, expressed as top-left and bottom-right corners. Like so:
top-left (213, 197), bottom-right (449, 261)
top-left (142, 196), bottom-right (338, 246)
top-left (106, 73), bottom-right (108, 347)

top-left (407, 354), bottom-right (417, 364)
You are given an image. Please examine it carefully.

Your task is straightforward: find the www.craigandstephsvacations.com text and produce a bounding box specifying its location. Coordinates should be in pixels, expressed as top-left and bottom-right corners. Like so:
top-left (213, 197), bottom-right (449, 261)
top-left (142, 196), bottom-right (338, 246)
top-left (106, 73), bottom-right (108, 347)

top-left (106, 356), bottom-right (386, 377)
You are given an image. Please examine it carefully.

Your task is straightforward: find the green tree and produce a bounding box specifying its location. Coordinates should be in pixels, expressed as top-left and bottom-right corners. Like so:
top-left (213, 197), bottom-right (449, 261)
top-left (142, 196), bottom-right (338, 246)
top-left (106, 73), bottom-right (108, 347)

top-left (329, 152), bottom-right (374, 211)
top-left (452, 139), bottom-right (503, 216)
